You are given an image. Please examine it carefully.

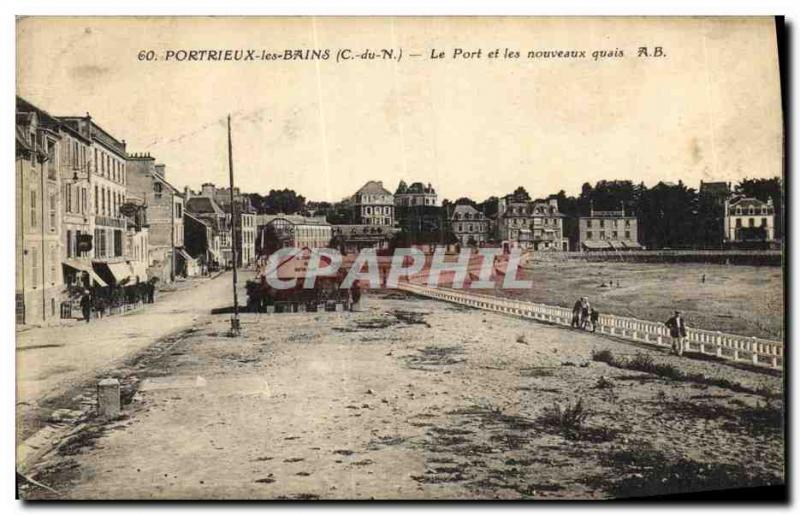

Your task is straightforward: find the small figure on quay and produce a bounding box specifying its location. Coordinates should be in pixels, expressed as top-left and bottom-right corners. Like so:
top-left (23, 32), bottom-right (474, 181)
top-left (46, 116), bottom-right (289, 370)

top-left (665, 310), bottom-right (688, 356)
top-left (571, 298), bottom-right (583, 328)
top-left (580, 297), bottom-right (591, 330)
top-left (701, 274), bottom-right (706, 284)
top-left (80, 290), bottom-right (92, 323)
top-left (590, 307), bottom-right (600, 333)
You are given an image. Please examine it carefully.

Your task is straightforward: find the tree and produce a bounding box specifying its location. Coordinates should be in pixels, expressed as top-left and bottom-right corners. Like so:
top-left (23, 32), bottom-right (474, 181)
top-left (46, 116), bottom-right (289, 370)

top-left (512, 186), bottom-right (530, 200)
top-left (250, 189), bottom-right (306, 215)
top-left (477, 196), bottom-right (499, 218)
top-left (454, 197), bottom-right (478, 207)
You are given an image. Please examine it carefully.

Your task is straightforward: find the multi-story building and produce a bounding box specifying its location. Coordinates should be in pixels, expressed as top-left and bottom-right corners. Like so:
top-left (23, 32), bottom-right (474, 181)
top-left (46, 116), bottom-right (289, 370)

top-left (353, 181), bottom-right (394, 226)
top-left (394, 181), bottom-right (437, 207)
top-left (256, 214), bottom-right (332, 253)
top-left (126, 153), bottom-right (185, 282)
top-left (121, 194), bottom-right (150, 282)
top-left (496, 192), bottom-right (567, 251)
top-left (15, 101), bottom-right (64, 324)
top-left (184, 212), bottom-right (220, 270)
top-left (724, 196), bottom-right (775, 245)
top-left (185, 188), bottom-right (231, 267)
top-left (57, 114), bottom-right (129, 268)
top-left (212, 186), bottom-right (257, 267)
top-left (578, 203), bottom-right (642, 251)
top-left (53, 116), bottom-right (95, 287)
top-left (450, 204), bottom-right (490, 247)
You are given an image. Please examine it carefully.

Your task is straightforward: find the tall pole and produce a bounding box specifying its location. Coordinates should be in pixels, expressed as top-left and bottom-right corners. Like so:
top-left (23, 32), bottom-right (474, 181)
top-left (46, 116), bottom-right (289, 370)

top-left (227, 114), bottom-right (240, 335)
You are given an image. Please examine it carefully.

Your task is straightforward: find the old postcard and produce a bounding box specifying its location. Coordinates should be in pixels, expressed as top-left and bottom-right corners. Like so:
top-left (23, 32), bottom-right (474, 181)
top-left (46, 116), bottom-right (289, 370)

top-left (15, 16), bottom-right (785, 500)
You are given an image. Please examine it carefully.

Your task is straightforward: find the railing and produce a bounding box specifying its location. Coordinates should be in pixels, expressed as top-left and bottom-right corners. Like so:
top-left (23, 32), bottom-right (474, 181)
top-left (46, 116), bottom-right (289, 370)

top-left (397, 282), bottom-right (783, 370)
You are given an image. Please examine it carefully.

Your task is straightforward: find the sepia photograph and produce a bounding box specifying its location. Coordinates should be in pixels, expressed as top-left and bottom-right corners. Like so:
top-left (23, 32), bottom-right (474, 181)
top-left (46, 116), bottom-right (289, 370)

top-left (14, 15), bottom-right (786, 501)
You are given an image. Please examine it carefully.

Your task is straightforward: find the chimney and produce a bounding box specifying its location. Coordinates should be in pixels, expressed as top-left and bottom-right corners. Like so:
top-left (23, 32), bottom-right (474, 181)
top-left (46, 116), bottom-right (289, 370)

top-left (184, 186), bottom-right (192, 200)
top-left (201, 183), bottom-right (216, 198)
top-left (154, 164), bottom-right (165, 178)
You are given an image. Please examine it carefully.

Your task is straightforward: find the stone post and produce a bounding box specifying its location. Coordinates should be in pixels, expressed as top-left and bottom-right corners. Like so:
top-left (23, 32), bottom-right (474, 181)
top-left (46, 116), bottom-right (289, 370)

top-left (97, 378), bottom-right (121, 419)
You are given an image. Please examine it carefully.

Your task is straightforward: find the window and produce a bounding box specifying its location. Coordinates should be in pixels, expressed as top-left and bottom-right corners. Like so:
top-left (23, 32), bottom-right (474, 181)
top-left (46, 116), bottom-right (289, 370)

top-left (30, 187), bottom-right (39, 228)
top-left (101, 188), bottom-right (106, 215)
top-left (30, 246), bottom-right (39, 288)
top-left (66, 230), bottom-right (73, 258)
top-left (735, 219), bottom-right (742, 228)
top-left (749, 218), bottom-right (755, 228)
top-left (49, 191), bottom-right (56, 230)
top-left (761, 218), bottom-right (767, 227)
top-left (600, 219), bottom-right (605, 228)
top-left (600, 231), bottom-right (606, 239)
top-left (625, 231), bottom-right (631, 239)
top-left (587, 219), bottom-right (592, 228)
top-left (95, 185), bottom-right (99, 213)
top-left (49, 244), bottom-right (57, 284)
top-left (612, 231), bottom-right (618, 238)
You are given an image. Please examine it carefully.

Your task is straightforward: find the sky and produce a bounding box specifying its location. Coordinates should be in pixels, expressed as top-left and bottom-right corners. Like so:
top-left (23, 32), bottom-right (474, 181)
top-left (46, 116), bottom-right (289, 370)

top-left (16, 16), bottom-right (783, 202)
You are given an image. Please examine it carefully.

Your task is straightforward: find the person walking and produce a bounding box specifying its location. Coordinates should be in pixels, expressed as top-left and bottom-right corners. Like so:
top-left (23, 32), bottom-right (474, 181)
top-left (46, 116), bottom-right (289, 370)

top-left (580, 297), bottom-right (591, 330)
top-left (571, 298), bottom-right (582, 328)
top-left (590, 307), bottom-right (600, 333)
top-left (665, 310), bottom-right (688, 356)
top-left (80, 290), bottom-right (92, 323)
top-left (147, 281), bottom-right (155, 304)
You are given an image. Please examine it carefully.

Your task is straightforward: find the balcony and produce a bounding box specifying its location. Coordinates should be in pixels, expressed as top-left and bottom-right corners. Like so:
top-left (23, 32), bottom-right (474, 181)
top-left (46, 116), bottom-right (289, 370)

top-left (95, 215), bottom-right (127, 229)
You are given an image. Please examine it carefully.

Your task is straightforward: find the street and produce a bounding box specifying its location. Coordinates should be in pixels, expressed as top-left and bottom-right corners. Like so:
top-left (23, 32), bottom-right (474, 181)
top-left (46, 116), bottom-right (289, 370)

top-left (16, 272), bottom-right (237, 444)
top-left (18, 286), bottom-right (784, 500)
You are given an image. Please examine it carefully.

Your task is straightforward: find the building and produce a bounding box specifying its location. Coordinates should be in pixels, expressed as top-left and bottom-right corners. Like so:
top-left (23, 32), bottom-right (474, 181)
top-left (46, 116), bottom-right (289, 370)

top-left (353, 181), bottom-right (394, 226)
top-left (330, 225), bottom-right (397, 253)
top-left (724, 196), bottom-right (775, 245)
top-left (256, 214), bottom-right (332, 254)
top-left (450, 204), bottom-right (490, 247)
top-left (15, 101), bottom-right (64, 324)
top-left (394, 181), bottom-right (437, 207)
top-left (121, 194), bottom-right (150, 282)
top-left (126, 153), bottom-right (185, 282)
top-left (184, 212), bottom-right (220, 270)
top-left (578, 203), bottom-right (642, 251)
top-left (52, 114), bottom-right (95, 289)
top-left (185, 189), bottom-right (230, 266)
top-left (57, 114), bottom-right (129, 267)
top-left (496, 192), bottom-right (567, 251)
top-left (212, 186), bottom-right (257, 267)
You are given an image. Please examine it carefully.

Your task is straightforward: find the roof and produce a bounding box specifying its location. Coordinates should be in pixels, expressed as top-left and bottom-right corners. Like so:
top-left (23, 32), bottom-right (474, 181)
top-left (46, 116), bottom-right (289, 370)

top-left (355, 180), bottom-right (392, 196)
top-left (398, 181), bottom-right (436, 195)
top-left (152, 173), bottom-right (182, 195)
top-left (186, 196), bottom-right (226, 216)
top-left (184, 211), bottom-right (211, 227)
top-left (451, 204), bottom-right (483, 219)
top-left (728, 196), bottom-right (771, 208)
top-left (258, 214), bottom-right (330, 227)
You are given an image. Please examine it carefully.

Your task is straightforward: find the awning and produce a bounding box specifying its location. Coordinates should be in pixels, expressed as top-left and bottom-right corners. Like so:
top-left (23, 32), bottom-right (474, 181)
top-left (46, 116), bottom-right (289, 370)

top-left (175, 248), bottom-right (194, 263)
top-left (93, 261), bottom-right (133, 284)
top-left (623, 240), bottom-right (643, 249)
top-left (63, 259), bottom-right (108, 287)
top-left (582, 240), bottom-right (611, 250)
